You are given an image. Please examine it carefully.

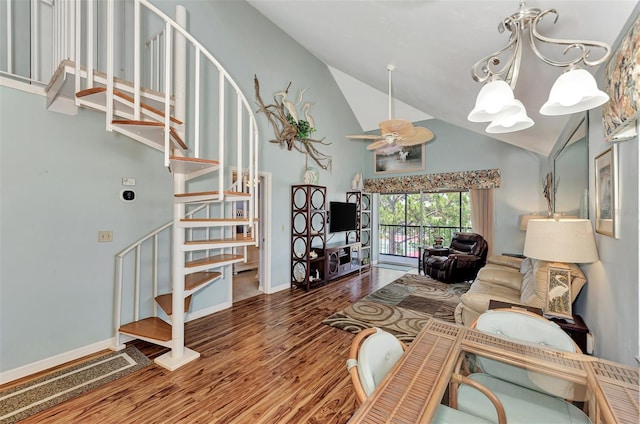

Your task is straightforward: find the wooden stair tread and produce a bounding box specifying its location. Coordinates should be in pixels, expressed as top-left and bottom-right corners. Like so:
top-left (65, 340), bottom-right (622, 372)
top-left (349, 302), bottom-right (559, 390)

top-left (76, 87), bottom-right (183, 124)
top-left (182, 218), bottom-right (249, 222)
top-left (155, 294), bottom-right (192, 316)
top-left (185, 235), bottom-right (255, 246)
top-left (185, 254), bottom-right (244, 269)
top-left (169, 156), bottom-right (220, 175)
top-left (119, 317), bottom-right (171, 341)
top-left (186, 271), bottom-right (223, 291)
top-left (111, 120), bottom-right (188, 150)
top-left (175, 191), bottom-right (251, 198)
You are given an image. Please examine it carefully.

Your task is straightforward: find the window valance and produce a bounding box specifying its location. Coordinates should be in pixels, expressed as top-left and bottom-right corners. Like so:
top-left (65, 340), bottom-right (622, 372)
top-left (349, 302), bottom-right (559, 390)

top-left (363, 169), bottom-right (501, 193)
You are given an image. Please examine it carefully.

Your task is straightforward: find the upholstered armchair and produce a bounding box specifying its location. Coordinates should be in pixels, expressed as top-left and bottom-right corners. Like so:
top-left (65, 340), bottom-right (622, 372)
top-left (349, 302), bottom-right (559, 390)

top-left (423, 232), bottom-right (488, 283)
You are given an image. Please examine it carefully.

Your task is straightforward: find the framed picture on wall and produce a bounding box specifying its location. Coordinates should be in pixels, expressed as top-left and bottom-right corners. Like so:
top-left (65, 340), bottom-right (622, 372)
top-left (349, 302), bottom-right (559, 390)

top-left (594, 146), bottom-right (617, 237)
top-left (603, 14), bottom-right (640, 142)
top-left (374, 144), bottom-right (425, 174)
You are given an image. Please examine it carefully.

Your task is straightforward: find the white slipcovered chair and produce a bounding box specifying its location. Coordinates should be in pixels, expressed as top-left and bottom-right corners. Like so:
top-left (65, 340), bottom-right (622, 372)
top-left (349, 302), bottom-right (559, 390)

top-left (346, 327), bottom-right (506, 424)
top-left (454, 309), bottom-right (591, 424)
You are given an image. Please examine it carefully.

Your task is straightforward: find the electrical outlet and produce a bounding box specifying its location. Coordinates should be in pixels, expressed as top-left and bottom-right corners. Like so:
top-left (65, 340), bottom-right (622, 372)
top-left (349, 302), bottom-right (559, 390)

top-left (98, 231), bottom-right (113, 242)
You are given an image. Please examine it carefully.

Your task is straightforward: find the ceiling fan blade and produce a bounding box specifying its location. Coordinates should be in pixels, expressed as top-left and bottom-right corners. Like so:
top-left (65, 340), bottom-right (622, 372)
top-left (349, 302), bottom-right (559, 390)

top-left (346, 134), bottom-right (383, 140)
top-left (379, 119), bottom-right (414, 135)
top-left (397, 126), bottom-right (434, 146)
top-left (366, 140), bottom-right (390, 151)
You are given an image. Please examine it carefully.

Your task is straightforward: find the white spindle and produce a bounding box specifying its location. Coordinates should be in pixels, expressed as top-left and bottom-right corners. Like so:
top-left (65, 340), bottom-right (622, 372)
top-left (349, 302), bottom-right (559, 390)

top-left (153, 234), bottom-right (159, 317)
top-left (134, 245), bottom-right (141, 321)
top-left (86, 0), bottom-right (94, 88)
top-left (194, 48), bottom-right (201, 158)
top-left (163, 21), bottom-right (171, 167)
top-left (114, 257), bottom-right (124, 345)
top-left (74, 0), bottom-right (80, 101)
top-left (106, 0), bottom-right (114, 131)
top-left (218, 71), bottom-right (225, 196)
top-left (236, 94), bottom-right (243, 189)
top-left (133, 0), bottom-right (140, 120)
top-left (31, 0), bottom-right (39, 81)
top-left (6, 0), bottom-right (12, 73)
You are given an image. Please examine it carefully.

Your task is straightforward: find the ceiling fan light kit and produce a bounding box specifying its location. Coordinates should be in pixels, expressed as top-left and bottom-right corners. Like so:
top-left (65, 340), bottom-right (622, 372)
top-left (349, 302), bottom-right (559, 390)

top-left (469, 0), bottom-right (611, 134)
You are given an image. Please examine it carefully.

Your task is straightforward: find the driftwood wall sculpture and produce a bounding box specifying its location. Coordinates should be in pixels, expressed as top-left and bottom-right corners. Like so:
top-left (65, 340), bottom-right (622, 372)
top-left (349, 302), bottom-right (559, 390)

top-left (254, 76), bottom-right (332, 171)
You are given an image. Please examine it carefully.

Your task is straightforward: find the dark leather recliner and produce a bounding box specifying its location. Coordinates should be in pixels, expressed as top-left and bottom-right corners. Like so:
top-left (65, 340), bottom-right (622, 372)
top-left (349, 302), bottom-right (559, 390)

top-left (423, 232), bottom-right (488, 283)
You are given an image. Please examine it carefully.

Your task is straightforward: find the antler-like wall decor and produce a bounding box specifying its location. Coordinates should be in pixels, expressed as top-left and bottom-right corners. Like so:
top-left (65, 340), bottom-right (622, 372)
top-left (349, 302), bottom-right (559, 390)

top-left (254, 76), bottom-right (332, 171)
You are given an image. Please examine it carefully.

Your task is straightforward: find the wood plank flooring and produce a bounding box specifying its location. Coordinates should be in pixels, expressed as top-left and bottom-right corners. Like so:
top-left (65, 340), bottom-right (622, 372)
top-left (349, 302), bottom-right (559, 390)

top-left (13, 267), bottom-right (407, 424)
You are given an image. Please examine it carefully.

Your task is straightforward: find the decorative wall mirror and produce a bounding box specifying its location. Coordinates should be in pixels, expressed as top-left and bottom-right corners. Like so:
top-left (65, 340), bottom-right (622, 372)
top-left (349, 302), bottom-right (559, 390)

top-left (553, 115), bottom-right (589, 218)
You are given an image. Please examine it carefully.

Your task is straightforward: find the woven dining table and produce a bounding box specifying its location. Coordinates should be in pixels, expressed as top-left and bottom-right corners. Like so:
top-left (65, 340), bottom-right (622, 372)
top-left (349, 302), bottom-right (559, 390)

top-left (348, 318), bottom-right (639, 424)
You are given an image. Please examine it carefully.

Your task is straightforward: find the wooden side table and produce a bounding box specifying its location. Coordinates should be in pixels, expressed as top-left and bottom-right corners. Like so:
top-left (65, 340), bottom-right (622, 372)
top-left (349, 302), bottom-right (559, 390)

top-left (488, 299), bottom-right (590, 353)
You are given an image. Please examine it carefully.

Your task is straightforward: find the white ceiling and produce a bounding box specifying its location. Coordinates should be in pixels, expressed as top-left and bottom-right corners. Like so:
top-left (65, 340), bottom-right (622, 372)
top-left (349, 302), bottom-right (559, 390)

top-left (247, 0), bottom-right (638, 155)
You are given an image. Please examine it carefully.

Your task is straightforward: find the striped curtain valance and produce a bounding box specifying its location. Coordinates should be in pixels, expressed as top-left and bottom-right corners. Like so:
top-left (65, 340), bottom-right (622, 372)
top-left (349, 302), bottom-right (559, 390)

top-left (363, 169), bottom-right (501, 193)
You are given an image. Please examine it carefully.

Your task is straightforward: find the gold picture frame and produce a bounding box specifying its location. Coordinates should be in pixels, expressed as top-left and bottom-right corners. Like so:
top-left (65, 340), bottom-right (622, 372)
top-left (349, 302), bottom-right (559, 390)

top-left (545, 266), bottom-right (572, 320)
top-left (374, 144), bottom-right (425, 174)
top-left (594, 146), bottom-right (617, 237)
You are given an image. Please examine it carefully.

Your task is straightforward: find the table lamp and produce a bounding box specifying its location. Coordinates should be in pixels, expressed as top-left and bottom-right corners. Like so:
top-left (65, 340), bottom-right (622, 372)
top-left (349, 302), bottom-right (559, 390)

top-left (523, 218), bottom-right (598, 319)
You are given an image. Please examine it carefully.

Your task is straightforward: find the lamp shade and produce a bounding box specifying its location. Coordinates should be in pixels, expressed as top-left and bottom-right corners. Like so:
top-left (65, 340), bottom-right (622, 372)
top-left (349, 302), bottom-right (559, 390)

top-left (486, 100), bottom-right (534, 133)
top-left (468, 79), bottom-right (524, 122)
top-left (540, 68), bottom-right (610, 116)
top-left (524, 219), bottom-right (599, 263)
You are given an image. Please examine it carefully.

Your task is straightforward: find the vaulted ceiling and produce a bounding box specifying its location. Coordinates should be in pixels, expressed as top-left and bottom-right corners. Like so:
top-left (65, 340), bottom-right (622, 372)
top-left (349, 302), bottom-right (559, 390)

top-left (248, 0), bottom-right (638, 155)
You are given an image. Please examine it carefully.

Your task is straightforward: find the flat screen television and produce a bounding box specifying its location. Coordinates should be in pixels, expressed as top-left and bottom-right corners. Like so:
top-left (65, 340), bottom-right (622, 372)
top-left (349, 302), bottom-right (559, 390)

top-left (329, 201), bottom-right (357, 233)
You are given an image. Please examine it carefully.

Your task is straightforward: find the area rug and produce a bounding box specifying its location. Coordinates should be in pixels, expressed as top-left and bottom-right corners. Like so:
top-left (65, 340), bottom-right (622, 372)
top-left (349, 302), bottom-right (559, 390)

top-left (0, 346), bottom-right (151, 424)
top-left (375, 263), bottom-right (413, 272)
top-left (323, 274), bottom-right (470, 343)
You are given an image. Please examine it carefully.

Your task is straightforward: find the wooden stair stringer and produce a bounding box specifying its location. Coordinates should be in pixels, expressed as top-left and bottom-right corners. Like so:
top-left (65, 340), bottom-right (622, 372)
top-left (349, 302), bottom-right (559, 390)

top-left (169, 156), bottom-right (220, 181)
top-left (46, 60), bottom-right (176, 116)
top-left (76, 87), bottom-right (183, 125)
top-left (111, 120), bottom-right (188, 154)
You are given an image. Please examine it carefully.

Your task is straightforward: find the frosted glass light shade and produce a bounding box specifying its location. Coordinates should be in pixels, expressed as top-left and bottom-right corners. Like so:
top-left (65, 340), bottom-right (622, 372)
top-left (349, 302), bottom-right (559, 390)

top-left (468, 79), bottom-right (523, 122)
top-left (524, 219), bottom-right (599, 263)
top-left (486, 100), bottom-right (534, 133)
top-left (540, 68), bottom-right (610, 116)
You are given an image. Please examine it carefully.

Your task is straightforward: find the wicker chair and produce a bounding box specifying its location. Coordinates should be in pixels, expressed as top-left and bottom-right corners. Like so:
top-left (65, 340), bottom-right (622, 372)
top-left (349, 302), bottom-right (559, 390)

top-left (346, 327), bottom-right (506, 424)
top-left (453, 309), bottom-right (590, 424)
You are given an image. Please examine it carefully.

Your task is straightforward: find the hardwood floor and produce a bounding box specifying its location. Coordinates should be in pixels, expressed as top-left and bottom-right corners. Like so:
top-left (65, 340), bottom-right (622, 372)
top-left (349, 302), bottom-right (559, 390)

top-left (17, 267), bottom-right (407, 424)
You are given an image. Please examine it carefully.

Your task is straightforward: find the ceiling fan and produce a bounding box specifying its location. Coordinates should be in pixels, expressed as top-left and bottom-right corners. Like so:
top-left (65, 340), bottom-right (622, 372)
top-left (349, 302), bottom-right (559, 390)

top-left (346, 64), bottom-right (434, 151)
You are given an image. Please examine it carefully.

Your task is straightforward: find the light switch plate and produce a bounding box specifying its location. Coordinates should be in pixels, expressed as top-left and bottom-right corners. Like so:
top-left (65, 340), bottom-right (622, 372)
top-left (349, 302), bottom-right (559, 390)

top-left (122, 177), bottom-right (136, 186)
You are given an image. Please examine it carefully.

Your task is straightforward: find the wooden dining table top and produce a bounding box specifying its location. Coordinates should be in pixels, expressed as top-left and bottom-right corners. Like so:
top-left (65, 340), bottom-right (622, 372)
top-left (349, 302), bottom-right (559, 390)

top-left (348, 319), bottom-right (639, 424)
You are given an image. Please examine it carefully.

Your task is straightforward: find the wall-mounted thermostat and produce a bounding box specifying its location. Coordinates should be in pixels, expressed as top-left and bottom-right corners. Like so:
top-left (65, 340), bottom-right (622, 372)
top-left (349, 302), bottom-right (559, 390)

top-left (121, 189), bottom-right (136, 202)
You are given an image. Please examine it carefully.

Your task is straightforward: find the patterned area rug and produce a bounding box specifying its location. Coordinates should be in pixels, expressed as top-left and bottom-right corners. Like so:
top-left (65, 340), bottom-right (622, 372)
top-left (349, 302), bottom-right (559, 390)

top-left (323, 274), bottom-right (470, 343)
top-left (0, 346), bottom-right (151, 424)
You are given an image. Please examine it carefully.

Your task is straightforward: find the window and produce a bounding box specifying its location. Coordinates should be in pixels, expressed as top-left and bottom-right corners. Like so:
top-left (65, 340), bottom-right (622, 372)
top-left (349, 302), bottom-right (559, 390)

top-left (378, 192), bottom-right (471, 258)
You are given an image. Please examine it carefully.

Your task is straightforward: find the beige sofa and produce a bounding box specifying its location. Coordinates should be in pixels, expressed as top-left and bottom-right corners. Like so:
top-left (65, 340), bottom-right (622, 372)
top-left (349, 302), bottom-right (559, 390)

top-left (454, 255), bottom-right (587, 326)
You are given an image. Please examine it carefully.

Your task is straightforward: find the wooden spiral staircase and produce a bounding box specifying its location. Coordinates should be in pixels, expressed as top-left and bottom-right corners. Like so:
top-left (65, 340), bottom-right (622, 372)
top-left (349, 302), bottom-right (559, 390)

top-left (25, 0), bottom-right (260, 370)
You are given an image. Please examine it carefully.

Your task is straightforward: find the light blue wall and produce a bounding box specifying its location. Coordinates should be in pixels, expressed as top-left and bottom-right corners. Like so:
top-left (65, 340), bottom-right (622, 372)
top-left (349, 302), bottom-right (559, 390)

top-left (363, 119), bottom-right (546, 256)
top-left (0, 86), bottom-right (174, 371)
top-left (0, 0), bottom-right (367, 372)
top-left (548, 5), bottom-right (640, 366)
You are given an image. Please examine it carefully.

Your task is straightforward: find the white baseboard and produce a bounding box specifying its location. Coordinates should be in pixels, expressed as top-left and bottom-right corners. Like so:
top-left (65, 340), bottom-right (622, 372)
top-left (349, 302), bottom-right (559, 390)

top-left (0, 337), bottom-right (116, 384)
top-left (267, 283), bottom-right (290, 294)
top-left (186, 301), bottom-right (232, 322)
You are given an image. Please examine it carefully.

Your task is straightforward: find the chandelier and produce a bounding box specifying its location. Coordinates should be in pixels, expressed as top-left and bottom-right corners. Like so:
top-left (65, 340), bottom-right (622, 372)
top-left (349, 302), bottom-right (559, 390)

top-left (468, 1), bottom-right (611, 134)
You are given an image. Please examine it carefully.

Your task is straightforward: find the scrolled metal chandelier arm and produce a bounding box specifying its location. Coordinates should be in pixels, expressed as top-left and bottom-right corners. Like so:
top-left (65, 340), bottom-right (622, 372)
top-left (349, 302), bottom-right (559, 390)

top-left (471, 5), bottom-right (611, 88)
top-left (529, 9), bottom-right (611, 68)
top-left (470, 22), bottom-right (521, 85)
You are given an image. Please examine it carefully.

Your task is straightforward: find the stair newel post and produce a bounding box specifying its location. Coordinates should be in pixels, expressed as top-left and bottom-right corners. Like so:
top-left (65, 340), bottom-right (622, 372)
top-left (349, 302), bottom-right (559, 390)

top-left (155, 4), bottom-right (199, 370)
